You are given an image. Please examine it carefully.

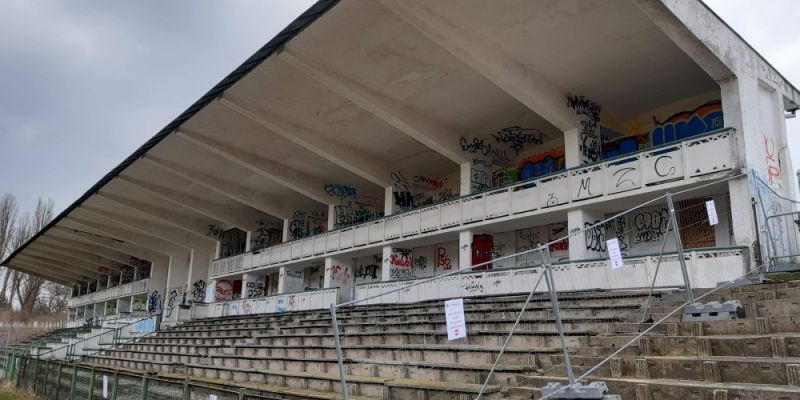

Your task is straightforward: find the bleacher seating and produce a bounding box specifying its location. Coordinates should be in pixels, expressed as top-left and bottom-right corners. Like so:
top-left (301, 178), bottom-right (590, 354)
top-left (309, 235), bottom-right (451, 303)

top-left (79, 278), bottom-right (800, 399)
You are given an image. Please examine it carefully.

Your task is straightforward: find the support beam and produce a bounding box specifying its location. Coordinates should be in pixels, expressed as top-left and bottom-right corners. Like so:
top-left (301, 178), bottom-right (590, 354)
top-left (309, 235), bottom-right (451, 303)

top-left (277, 50), bottom-right (467, 165)
top-left (217, 97), bottom-right (394, 187)
top-left (28, 242), bottom-right (126, 271)
top-left (118, 175), bottom-right (256, 231)
top-left (378, 0), bottom-right (579, 132)
top-left (174, 130), bottom-right (331, 205)
top-left (94, 192), bottom-right (218, 239)
top-left (26, 244), bottom-right (122, 273)
top-left (40, 234), bottom-right (135, 266)
top-left (20, 250), bottom-right (103, 275)
top-left (54, 224), bottom-right (167, 263)
top-left (7, 262), bottom-right (75, 285)
top-left (81, 203), bottom-right (215, 250)
top-left (14, 255), bottom-right (92, 281)
top-left (142, 156), bottom-right (293, 219)
top-left (72, 208), bottom-right (211, 252)
top-left (65, 214), bottom-right (185, 256)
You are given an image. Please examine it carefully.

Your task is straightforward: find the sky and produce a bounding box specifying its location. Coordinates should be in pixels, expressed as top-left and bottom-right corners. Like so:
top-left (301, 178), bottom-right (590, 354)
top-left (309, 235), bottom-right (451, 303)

top-left (0, 0), bottom-right (798, 216)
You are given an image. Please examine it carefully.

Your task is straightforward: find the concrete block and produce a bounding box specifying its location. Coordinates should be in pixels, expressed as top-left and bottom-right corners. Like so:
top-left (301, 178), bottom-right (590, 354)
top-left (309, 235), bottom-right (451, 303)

top-left (788, 364), bottom-right (800, 386)
top-left (772, 336), bottom-right (788, 358)
top-left (703, 361), bottom-right (721, 382)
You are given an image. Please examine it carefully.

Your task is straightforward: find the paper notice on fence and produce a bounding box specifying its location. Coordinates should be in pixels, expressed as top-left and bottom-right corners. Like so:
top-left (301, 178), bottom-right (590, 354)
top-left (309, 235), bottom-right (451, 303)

top-left (706, 200), bottom-right (719, 226)
top-left (607, 238), bottom-right (624, 270)
top-left (209, 395), bottom-right (218, 400)
top-left (102, 376), bottom-right (108, 398)
top-left (445, 298), bottom-right (467, 340)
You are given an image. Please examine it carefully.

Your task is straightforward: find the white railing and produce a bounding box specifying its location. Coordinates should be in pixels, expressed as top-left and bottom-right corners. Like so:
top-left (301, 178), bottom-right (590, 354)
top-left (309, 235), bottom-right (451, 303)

top-left (354, 247), bottom-right (747, 305)
top-left (210, 129), bottom-right (735, 279)
top-left (68, 278), bottom-right (150, 308)
top-left (191, 288), bottom-right (339, 320)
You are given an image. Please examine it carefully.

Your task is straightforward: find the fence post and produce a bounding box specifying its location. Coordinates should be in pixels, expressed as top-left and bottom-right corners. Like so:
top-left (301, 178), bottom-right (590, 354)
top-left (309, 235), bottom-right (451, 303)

top-left (54, 363), bottom-right (63, 400)
top-left (543, 249), bottom-right (575, 386)
top-left (88, 368), bottom-right (96, 399)
top-left (140, 373), bottom-right (150, 400)
top-left (181, 379), bottom-right (190, 400)
top-left (666, 192), bottom-right (694, 304)
top-left (42, 360), bottom-right (50, 397)
top-left (329, 303), bottom-right (349, 400)
top-left (111, 372), bottom-right (119, 400)
top-left (755, 179), bottom-right (777, 271)
top-left (69, 365), bottom-right (78, 400)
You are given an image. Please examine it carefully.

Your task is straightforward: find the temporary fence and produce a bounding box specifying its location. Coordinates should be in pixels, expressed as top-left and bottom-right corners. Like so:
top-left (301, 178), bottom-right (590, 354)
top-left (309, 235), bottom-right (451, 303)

top-left (753, 173), bottom-right (800, 271)
top-left (1, 354), bottom-right (283, 400)
top-left (327, 172), bottom-right (769, 399)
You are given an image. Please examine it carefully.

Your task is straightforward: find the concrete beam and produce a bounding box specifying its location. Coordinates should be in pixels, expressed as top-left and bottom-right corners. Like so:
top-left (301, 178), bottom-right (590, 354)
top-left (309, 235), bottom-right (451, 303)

top-left (54, 224), bottom-right (167, 263)
top-left (142, 156), bottom-right (293, 220)
top-left (44, 230), bottom-right (143, 265)
top-left (218, 97), bottom-right (394, 187)
top-left (21, 249), bottom-right (105, 275)
top-left (94, 192), bottom-right (216, 239)
top-left (29, 241), bottom-right (126, 271)
top-left (174, 130), bottom-right (331, 205)
top-left (7, 261), bottom-right (76, 285)
top-left (278, 50), bottom-right (467, 165)
top-left (14, 254), bottom-right (93, 281)
top-left (378, 0), bottom-right (580, 132)
top-left (65, 214), bottom-right (184, 256)
top-left (118, 175), bottom-right (256, 231)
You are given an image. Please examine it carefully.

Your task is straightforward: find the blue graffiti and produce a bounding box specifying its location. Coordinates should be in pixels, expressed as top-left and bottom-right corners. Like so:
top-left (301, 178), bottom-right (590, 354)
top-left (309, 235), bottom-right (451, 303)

top-left (651, 100), bottom-right (723, 146)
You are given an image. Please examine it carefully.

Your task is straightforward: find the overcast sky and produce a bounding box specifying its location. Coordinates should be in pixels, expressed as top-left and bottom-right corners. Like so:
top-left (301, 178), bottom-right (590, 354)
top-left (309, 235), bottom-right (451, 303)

top-left (0, 0), bottom-right (798, 216)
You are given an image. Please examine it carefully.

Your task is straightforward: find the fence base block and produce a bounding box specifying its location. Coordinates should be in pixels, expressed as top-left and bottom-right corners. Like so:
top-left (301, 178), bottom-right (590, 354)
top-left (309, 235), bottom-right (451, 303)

top-left (541, 382), bottom-right (619, 399)
top-left (682, 300), bottom-right (743, 322)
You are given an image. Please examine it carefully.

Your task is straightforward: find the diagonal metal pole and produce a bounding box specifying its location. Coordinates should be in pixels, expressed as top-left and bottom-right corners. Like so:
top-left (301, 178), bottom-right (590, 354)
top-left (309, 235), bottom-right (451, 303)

top-left (543, 248), bottom-right (575, 386)
top-left (330, 304), bottom-right (349, 399)
top-left (640, 214), bottom-right (674, 323)
top-left (476, 262), bottom-right (547, 400)
top-left (667, 192), bottom-right (694, 304)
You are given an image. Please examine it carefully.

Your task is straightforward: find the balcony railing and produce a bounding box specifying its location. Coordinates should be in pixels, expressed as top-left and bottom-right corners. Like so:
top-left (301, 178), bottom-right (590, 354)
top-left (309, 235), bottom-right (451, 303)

top-left (210, 128), bottom-right (735, 278)
top-left (191, 287), bottom-right (339, 319)
top-left (68, 278), bottom-right (150, 308)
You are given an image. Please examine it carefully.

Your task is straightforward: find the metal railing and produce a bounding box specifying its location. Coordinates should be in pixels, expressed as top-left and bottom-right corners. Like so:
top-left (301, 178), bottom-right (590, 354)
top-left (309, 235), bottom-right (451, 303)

top-left (68, 278), bottom-right (150, 308)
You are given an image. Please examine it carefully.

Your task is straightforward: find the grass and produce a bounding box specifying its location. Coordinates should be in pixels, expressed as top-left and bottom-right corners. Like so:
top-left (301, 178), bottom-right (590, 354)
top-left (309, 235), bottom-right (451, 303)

top-left (0, 385), bottom-right (37, 400)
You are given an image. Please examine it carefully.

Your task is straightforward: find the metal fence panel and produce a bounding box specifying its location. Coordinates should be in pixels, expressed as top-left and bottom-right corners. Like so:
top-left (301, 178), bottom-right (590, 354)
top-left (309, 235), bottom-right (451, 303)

top-left (116, 374), bottom-right (143, 400)
top-left (145, 378), bottom-right (184, 400)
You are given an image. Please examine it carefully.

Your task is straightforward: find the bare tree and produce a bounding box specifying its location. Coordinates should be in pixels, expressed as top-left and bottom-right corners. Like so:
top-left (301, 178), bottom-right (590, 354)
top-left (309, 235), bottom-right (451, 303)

top-left (37, 281), bottom-right (71, 313)
top-left (17, 198), bottom-right (54, 314)
top-left (0, 193), bottom-right (18, 308)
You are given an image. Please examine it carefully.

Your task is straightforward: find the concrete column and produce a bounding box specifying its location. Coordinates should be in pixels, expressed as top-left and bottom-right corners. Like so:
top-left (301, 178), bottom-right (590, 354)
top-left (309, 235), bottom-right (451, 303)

top-left (241, 273), bottom-right (254, 299)
top-left (459, 230), bottom-right (473, 270)
top-left (563, 128), bottom-right (582, 168)
top-left (282, 219), bottom-right (290, 243)
top-left (460, 162), bottom-right (472, 196)
top-left (186, 246), bottom-right (214, 295)
top-left (326, 256), bottom-right (355, 302)
top-left (568, 208), bottom-right (606, 260)
top-left (380, 246), bottom-right (393, 281)
top-left (277, 267), bottom-right (286, 294)
top-left (384, 186), bottom-right (394, 216)
top-left (328, 204), bottom-right (336, 230)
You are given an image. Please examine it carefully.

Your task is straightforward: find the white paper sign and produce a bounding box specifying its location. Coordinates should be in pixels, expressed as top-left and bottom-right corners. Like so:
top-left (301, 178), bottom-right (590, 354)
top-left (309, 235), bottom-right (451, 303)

top-left (102, 375), bottom-right (108, 398)
top-left (606, 238), bottom-right (624, 270)
top-left (209, 395), bottom-right (218, 400)
top-left (705, 200), bottom-right (718, 226)
top-left (444, 298), bottom-right (467, 340)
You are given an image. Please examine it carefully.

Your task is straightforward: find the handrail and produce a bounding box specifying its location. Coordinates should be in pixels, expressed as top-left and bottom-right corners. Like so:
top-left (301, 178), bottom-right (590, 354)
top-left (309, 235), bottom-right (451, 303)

top-left (35, 312), bottom-right (160, 361)
top-left (210, 128), bottom-right (735, 266)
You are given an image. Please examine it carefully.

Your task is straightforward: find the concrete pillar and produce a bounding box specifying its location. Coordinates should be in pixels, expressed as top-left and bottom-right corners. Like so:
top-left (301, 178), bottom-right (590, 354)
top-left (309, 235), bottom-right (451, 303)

top-left (282, 219), bottom-right (290, 243)
top-left (186, 246), bottom-right (214, 296)
top-left (384, 186), bottom-right (394, 216)
top-left (326, 256), bottom-right (355, 302)
top-left (380, 246), bottom-right (393, 281)
top-left (460, 162), bottom-right (472, 196)
top-left (563, 128), bottom-right (582, 168)
top-left (244, 231), bottom-right (252, 252)
top-left (328, 204), bottom-right (336, 230)
top-left (568, 208), bottom-right (607, 260)
top-left (277, 267), bottom-right (287, 294)
top-left (458, 230), bottom-right (474, 270)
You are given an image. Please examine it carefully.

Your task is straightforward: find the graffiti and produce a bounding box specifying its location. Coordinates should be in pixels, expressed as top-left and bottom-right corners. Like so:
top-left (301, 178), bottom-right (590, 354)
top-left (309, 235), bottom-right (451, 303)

top-left (413, 175), bottom-right (444, 190)
top-left (463, 277), bottom-right (484, 295)
top-left (435, 179), bottom-right (457, 202)
top-left (654, 155), bottom-right (677, 178)
top-left (251, 219), bottom-right (282, 250)
top-left (331, 264), bottom-right (352, 285)
top-left (207, 224), bottom-right (224, 239)
top-left (191, 280), bottom-right (206, 303)
top-left (471, 168), bottom-right (490, 192)
top-left (613, 168), bottom-right (637, 189)
top-left (460, 137), bottom-right (492, 156)
top-left (390, 248), bottom-right (413, 279)
top-left (214, 280), bottom-right (233, 301)
top-left (413, 255), bottom-right (427, 271)
top-left (241, 301), bottom-right (252, 315)
top-left (391, 170), bottom-right (414, 211)
top-left (545, 193), bottom-right (559, 207)
top-left (491, 126), bottom-right (544, 154)
top-left (577, 177), bottom-right (593, 198)
top-left (288, 210), bottom-right (327, 240)
top-left (220, 228), bottom-right (247, 258)
top-left (472, 158), bottom-right (493, 168)
top-left (568, 96), bottom-right (602, 164)
top-left (165, 289), bottom-right (178, 318)
top-left (355, 257), bottom-right (380, 280)
top-left (550, 222), bottom-right (567, 237)
top-left (651, 100), bottom-right (723, 146)
top-left (492, 168), bottom-right (518, 188)
top-left (603, 135), bottom-right (647, 159)
top-left (436, 247), bottom-right (453, 270)
top-left (147, 291), bottom-right (161, 314)
top-left (518, 149), bottom-right (566, 181)
top-left (471, 234), bottom-right (494, 270)
top-left (764, 135), bottom-right (782, 188)
top-left (632, 208), bottom-right (670, 244)
top-left (585, 219), bottom-right (628, 253)
top-left (324, 184), bottom-right (358, 199)
top-left (334, 202), bottom-right (380, 228)
top-left (246, 279), bottom-right (264, 298)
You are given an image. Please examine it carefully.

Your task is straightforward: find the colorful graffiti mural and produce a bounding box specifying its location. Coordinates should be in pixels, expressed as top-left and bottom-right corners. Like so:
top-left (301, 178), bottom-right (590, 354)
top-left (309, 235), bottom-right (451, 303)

top-left (651, 100), bottom-right (723, 146)
top-left (517, 149), bottom-right (566, 181)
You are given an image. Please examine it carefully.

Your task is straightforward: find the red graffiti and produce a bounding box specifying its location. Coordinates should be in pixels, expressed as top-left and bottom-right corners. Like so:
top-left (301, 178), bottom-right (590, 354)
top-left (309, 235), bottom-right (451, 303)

top-left (436, 247), bottom-right (452, 270)
top-left (549, 241), bottom-right (569, 252)
top-left (471, 234), bottom-right (494, 270)
top-left (764, 135), bottom-right (781, 185)
top-left (390, 253), bottom-right (412, 268)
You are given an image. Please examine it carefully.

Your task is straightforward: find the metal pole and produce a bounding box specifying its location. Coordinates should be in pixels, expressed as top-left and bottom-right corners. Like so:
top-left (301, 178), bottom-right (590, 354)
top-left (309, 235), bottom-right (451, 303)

top-left (42, 360), bottom-right (50, 398)
top-left (140, 373), bottom-right (150, 400)
top-left (543, 250), bottom-right (575, 386)
top-left (640, 215), bottom-right (674, 322)
top-left (69, 365), bottom-right (77, 400)
top-left (329, 304), bottom-right (349, 399)
top-left (54, 363), bottom-right (63, 400)
top-left (111, 372), bottom-right (119, 400)
top-left (476, 263), bottom-right (547, 399)
top-left (88, 368), bottom-right (96, 399)
top-left (755, 176), bottom-right (778, 272)
top-left (667, 192), bottom-right (694, 304)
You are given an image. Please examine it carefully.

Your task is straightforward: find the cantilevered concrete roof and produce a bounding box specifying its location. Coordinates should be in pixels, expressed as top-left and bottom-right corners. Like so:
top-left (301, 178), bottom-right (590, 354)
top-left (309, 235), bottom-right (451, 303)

top-left (3, 0), bottom-right (799, 286)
